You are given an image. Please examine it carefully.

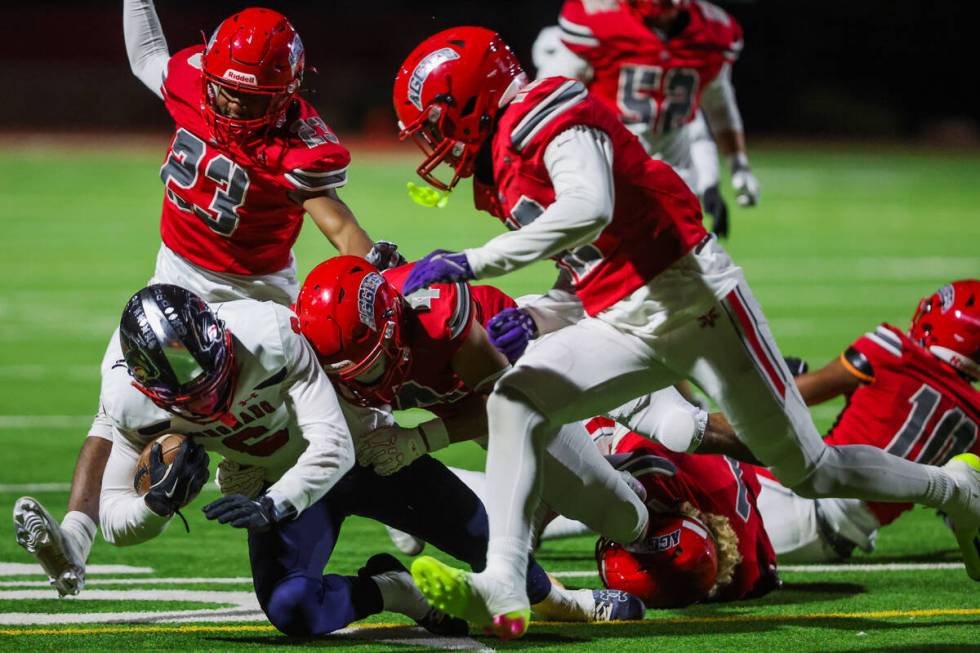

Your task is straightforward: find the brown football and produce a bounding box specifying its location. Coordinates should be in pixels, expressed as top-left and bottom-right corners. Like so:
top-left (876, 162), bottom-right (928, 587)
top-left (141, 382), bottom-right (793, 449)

top-left (134, 433), bottom-right (189, 496)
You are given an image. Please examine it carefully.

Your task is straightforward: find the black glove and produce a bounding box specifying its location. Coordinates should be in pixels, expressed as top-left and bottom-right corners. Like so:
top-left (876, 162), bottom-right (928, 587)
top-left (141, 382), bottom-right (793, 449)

top-left (702, 184), bottom-right (730, 239)
top-left (365, 240), bottom-right (407, 271)
top-left (144, 440), bottom-right (210, 517)
top-left (783, 356), bottom-right (809, 377)
top-left (202, 494), bottom-right (282, 532)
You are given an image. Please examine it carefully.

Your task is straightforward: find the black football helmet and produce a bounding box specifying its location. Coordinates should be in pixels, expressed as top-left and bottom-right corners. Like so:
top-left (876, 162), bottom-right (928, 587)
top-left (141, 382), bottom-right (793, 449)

top-left (119, 284), bottom-right (237, 423)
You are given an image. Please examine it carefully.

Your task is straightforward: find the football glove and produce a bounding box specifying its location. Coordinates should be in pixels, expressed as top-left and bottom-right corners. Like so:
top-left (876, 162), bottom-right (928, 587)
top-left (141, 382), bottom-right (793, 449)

top-left (215, 458), bottom-right (265, 499)
top-left (144, 440), bottom-right (210, 518)
top-left (487, 307), bottom-right (538, 363)
top-left (701, 184), bottom-right (730, 239)
top-left (202, 494), bottom-right (280, 532)
top-left (402, 250), bottom-right (474, 295)
top-left (366, 240), bottom-right (407, 271)
top-left (356, 421), bottom-right (450, 476)
top-left (783, 356), bottom-right (809, 377)
top-left (730, 155), bottom-right (760, 207)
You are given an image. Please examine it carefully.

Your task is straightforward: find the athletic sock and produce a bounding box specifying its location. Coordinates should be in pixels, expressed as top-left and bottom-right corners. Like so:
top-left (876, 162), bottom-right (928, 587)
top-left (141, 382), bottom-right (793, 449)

top-left (60, 511), bottom-right (96, 564)
top-left (371, 570), bottom-right (429, 621)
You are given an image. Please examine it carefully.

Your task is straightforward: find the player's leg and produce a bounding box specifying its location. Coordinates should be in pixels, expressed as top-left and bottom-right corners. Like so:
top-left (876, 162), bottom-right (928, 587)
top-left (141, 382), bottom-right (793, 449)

top-left (413, 319), bottom-right (676, 635)
top-left (13, 434), bottom-right (104, 596)
top-left (605, 387), bottom-right (707, 453)
top-left (668, 275), bottom-right (980, 573)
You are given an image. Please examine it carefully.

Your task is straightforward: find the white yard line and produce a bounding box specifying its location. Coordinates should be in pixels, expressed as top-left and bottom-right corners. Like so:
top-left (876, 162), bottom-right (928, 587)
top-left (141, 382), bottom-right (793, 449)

top-left (550, 562), bottom-right (964, 578)
top-left (0, 483), bottom-right (71, 493)
top-left (0, 415), bottom-right (92, 428)
top-left (0, 563), bottom-right (153, 576)
top-left (0, 577), bottom-right (253, 588)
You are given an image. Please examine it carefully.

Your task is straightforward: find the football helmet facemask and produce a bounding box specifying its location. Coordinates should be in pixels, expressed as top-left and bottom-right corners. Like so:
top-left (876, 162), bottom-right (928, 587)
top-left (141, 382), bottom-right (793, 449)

top-left (909, 279), bottom-right (980, 380)
top-left (119, 285), bottom-right (237, 423)
top-left (201, 7), bottom-right (305, 143)
top-left (393, 26), bottom-right (527, 191)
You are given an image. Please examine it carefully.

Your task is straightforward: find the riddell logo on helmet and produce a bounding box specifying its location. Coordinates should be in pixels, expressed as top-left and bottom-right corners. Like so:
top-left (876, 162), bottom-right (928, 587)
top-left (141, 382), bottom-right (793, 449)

top-left (408, 47), bottom-right (460, 110)
top-left (939, 284), bottom-right (955, 312)
top-left (222, 69), bottom-right (258, 85)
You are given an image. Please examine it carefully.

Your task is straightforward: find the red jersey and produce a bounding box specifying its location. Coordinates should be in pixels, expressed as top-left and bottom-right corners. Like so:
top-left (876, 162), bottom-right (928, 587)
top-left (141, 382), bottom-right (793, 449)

top-left (474, 76), bottom-right (706, 316)
top-left (586, 418), bottom-right (779, 601)
top-left (825, 323), bottom-right (980, 526)
top-left (558, 0), bottom-right (742, 136)
top-left (381, 264), bottom-right (517, 416)
top-left (159, 46), bottom-right (351, 275)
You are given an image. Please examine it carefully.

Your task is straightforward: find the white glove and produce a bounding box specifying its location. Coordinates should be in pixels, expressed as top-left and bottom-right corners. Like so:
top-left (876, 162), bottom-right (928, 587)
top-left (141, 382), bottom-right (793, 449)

top-left (355, 420), bottom-right (450, 476)
top-left (729, 153), bottom-right (760, 207)
top-left (215, 458), bottom-right (265, 499)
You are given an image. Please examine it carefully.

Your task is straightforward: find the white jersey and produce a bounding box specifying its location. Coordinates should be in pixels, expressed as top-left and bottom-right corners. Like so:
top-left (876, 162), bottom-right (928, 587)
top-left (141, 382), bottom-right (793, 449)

top-left (97, 299), bottom-right (389, 546)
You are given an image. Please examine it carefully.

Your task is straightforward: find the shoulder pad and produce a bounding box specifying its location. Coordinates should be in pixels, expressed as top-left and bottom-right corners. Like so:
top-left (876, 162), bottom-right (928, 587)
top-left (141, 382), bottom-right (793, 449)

top-left (509, 79), bottom-right (589, 152)
top-left (863, 324), bottom-right (904, 359)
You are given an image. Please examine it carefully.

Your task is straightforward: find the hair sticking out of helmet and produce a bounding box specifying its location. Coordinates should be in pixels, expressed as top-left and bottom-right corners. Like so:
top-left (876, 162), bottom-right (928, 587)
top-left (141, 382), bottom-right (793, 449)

top-left (119, 285), bottom-right (237, 423)
top-left (596, 502), bottom-right (740, 608)
top-left (201, 7), bottom-right (305, 144)
top-left (393, 26), bottom-right (527, 191)
top-left (294, 256), bottom-right (412, 406)
top-left (909, 279), bottom-right (980, 380)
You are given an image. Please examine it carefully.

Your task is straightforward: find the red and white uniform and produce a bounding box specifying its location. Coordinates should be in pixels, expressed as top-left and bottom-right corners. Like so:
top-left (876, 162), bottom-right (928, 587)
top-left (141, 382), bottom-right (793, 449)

top-left (159, 46), bottom-right (350, 277)
top-left (380, 264), bottom-right (515, 414)
top-left (541, 0), bottom-right (743, 192)
top-left (587, 419), bottom-right (779, 602)
top-left (470, 76), bottom-right (706, 316)
top-left (756, 324), bottom-right (980, 561)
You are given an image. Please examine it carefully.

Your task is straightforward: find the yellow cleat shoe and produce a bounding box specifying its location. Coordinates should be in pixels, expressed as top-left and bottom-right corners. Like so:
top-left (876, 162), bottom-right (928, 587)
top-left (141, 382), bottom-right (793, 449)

top-left (944, 453), bottom-right (980, 581)
top-left (410, 556), bottom-right (531, 639)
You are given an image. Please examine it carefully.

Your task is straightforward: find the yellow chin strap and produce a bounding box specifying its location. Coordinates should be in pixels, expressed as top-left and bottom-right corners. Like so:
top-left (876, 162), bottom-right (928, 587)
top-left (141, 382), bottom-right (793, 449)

top-left (407, 182), bottom-right (450, 209)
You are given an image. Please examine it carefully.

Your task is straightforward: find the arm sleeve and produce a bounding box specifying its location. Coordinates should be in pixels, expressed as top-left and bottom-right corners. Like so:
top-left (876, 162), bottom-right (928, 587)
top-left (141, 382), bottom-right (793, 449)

top-left (99, 430), bottom-right (172, 546)
top-left (264, 326), bottom-right (355, 515)
top-left (464, 126), bottom-right (614, 279)
top-left (532, 26), bottom-right (594, 81)
top-left (123, 0), bottom-right (170, 100)
top-left (700, 64), bottom-right (744, 135)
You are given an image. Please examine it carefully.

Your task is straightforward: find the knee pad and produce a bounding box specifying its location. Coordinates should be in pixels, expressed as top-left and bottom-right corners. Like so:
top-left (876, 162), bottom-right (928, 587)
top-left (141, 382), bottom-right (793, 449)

top-left (264, 575), bottom-right (320, 637)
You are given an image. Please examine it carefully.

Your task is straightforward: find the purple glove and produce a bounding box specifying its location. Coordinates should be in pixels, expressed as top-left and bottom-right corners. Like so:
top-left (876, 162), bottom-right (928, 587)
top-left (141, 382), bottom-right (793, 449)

top-left (402, 250), bottom-right (474, 295)
top-left (487, 307), bottom-right (538, 363)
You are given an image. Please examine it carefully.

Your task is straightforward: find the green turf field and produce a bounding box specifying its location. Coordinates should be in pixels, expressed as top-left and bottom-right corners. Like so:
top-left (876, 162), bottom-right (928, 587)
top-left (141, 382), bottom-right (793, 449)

top-left (0, 143), bottom-right (978, 652)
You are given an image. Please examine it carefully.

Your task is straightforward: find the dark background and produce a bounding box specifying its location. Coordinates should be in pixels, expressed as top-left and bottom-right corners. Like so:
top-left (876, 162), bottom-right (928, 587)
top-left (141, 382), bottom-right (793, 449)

top-left (1, 1), bottom-right (975, 143)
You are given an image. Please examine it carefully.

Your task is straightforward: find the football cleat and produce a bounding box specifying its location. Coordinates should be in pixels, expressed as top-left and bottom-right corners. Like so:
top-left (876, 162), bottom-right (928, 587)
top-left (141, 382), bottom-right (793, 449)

top-left (13, 497), bottom-right (85, 597)
top-left (386, 525), bottom-right (426, 556)
top-left (942, 453), bottom-right (980, 581)
top-left (410, 556), bottom-right (530, 640)
top-left (358, 553), bottom-right (468, 636)
top-left (533, 587), bottom-right (645, 622)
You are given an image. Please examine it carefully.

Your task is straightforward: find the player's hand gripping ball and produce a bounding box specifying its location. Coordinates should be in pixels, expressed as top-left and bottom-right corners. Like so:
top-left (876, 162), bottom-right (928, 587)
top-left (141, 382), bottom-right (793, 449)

top-left (135, 434), bottom-right (210, 517)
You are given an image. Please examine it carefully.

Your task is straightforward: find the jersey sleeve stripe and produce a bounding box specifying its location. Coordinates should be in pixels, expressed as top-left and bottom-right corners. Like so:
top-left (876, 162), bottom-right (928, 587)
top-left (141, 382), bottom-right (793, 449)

top-left (511, 80), bottom-right (589, 152)
top-left (448, 282), bottom-right (472, 339)
top-left (874, 325), bottom-right (903, 350)
top-left (285, 166), bottom-right (349, 191)
top-left (559, 31), bottom-right (600, 48)
top-left (865, 331), bottom-right (902, 358)
top-left (558, 16), bottom-right (595, 37)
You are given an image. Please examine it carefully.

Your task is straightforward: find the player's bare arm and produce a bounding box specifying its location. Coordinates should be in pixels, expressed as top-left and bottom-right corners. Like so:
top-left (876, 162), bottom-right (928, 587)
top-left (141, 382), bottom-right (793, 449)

top-left (298, 190), bottom-right (374, 257)
top-left (794, 354), bottom-right (864, 406)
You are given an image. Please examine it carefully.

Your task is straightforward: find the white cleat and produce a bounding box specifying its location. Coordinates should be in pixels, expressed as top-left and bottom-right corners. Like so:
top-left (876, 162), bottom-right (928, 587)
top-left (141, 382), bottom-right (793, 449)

top-left (941, 454), bottom-right (980, 581)
top-left (13, 497), bottom-right (85, 597)
top-left (386, 525), bottom-right (426, 556)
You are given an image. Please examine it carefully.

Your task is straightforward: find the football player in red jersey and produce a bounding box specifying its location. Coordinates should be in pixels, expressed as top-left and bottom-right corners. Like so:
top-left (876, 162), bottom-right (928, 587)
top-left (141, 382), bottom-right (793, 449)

top-left (12, 1), bottom-right (391, 597)
top-left (591, 420), bottom-right (779, 606)
top-left (534, 0), bottom-right (757, 234)
top-left (294, 256), bottom-right (662, 623)
top-left (392, 27), bottom-right (980, 638)
top-left (755, 280), bottom-right (980, 562)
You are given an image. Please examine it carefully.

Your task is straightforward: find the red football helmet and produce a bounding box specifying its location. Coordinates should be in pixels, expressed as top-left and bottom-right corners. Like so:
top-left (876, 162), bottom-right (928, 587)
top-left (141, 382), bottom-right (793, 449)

top-left (630, 0), bottom-right (692, 21)
top-left (294, 257), bottom-right (411, 406)
top-left (909, 279), bottom-right (980, 380)
top-left (393, 26), bottom-right (527, 191)
top-left (597, 512), bottom-right (718, 608)
top-left (201, 7), bottom-right (305, 143)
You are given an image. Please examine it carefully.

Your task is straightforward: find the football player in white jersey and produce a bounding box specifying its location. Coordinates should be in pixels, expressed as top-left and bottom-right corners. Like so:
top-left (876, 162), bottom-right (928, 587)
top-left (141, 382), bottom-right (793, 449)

top-left (96, 284), bottom-right (473, 636)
